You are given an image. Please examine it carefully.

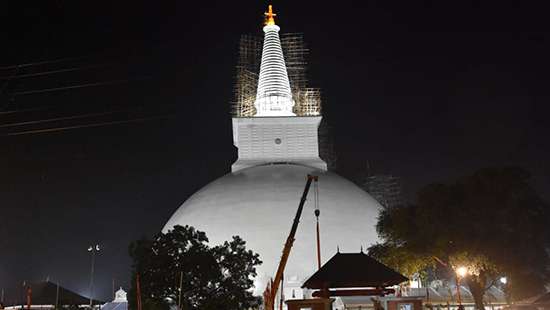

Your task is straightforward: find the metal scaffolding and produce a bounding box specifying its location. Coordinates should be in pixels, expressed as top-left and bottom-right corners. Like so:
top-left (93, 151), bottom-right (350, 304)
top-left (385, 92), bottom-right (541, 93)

top-left (232, 35), bottom-right (261, 117)
top-left (364, 175), bottom-right (404, 209)
top-left (295, 87), bottom-right (322, 116)
top-left (232, 33), bottom-right (321, 117)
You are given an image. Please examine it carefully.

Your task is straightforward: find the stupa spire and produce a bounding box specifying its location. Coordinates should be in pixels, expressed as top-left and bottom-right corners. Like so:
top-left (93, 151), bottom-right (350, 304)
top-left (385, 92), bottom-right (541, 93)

top-left (254, 5), bottom-right (295, 117)
top-left (231, 5), bottom-right (326, 172)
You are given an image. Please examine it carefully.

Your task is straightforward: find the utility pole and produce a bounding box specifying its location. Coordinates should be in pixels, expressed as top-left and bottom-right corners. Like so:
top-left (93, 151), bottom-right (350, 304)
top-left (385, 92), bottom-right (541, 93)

top-left (455, 276), bottom-right (462, 307)
top-left (454, 266), bottom-right (468, 310)
top-left (177, 271), bottom-right (183, 310)
top-left (136, 274), bottom-right (142, 310)
top-left (88, 244), bottom-right (100, 308)
top-left (55, 282), bottom-right (60, 310)
top-left (26, 286), bottom-right (31, 310)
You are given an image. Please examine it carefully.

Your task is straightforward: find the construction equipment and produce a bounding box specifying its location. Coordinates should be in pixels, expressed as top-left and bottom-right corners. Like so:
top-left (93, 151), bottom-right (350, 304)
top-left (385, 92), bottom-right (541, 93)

top-left (263, 174), bottom-right (319, 310)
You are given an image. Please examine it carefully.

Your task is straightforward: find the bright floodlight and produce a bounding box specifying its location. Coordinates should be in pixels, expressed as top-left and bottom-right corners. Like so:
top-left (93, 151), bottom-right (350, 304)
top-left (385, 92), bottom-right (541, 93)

top-left (95, 245), bottom-right (100, 251)
top-left (88, 246), bottom-right (93, 252)
top-left (500, 277), bottom-right (507, 284)
top-left (456, 266), bottom-right (468, 277)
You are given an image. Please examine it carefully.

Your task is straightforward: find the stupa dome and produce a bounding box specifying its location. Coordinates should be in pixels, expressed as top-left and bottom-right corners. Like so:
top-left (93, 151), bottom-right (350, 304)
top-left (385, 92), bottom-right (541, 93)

top-left (164, 6), bottom-right (383, 298)
top-left (163, 164), bottom-right (382, 295)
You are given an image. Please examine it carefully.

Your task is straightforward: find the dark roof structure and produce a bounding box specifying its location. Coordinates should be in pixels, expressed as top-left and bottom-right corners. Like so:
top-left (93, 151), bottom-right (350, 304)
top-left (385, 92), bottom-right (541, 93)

top-left (2, 281), bottom-right (103, 307)
top-left (302, 252), bottom-right (408, 289)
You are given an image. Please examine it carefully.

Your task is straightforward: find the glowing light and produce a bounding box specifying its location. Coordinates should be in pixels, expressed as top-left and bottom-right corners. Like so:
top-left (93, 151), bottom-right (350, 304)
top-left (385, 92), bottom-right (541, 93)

top-left (456, 266), bottom-right (468, 277)
top-left (88, 244), bottom-right (100, 252)
top-left (500, 277), bottom-right (507, 284)
top-left (409, 279), bottom-right (421, 288)
top-left (264, 5), bottom-right (276, 26)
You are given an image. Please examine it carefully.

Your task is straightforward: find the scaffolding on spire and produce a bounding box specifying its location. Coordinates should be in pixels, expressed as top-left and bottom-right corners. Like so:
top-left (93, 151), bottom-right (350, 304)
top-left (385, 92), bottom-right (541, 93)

top-left (281, 33), bottom-right (322, 116)
top-left (232, 35), bottom-right (261, 117)
top-left (232, 33), bottom-right (321, 117)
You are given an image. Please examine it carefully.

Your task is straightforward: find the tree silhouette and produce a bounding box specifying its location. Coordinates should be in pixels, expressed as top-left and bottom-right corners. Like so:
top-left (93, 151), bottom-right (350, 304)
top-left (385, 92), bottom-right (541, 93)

top-left (128, 225), bottom-right (261, 310)
top-left (369, 167), bottom-right (550, 309)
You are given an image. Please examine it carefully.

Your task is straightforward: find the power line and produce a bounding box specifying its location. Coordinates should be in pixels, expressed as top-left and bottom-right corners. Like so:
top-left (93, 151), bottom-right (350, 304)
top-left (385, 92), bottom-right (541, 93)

top-left (0, 55), bottom-right (91, 70)
top-left (3, 115), bottom-right (173, 136)
top-left (0, 107), bottom-right (50, 115)
top-left (13, 77), bottom-right (150, 96)
top-left (0, 110), bottom-right (129, 128)
top-left (0, 63), bottom-right (110, 80)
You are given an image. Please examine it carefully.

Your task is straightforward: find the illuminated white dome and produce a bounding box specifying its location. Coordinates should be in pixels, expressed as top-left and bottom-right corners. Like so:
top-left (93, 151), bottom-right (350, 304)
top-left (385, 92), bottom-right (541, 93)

top-left (164, 6), bottom-right (382, 298)
top-left (163, 164), bottom-right (381, 295)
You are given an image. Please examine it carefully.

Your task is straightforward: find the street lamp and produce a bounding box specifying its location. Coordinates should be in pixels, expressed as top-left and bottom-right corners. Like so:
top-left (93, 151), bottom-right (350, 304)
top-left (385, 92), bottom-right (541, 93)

top-left (88, 244), bottom-right (100, 309)
top-left (456, 266), bottom-right (468, 278)
top-left (454, 266), bottom-right (468, 310)
top-left (500, 276), bottom-right (512, 305)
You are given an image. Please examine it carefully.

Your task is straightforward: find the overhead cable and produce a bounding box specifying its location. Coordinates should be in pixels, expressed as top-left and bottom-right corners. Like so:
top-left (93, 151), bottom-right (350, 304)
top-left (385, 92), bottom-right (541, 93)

top-left (0, 55), bottom-right (91, 70)
top-left (14, 77), bottom-right (150, 96)
top-left (0, 110), bottom-right (129, 128)
top-left (0, 64), bottom-right (110, 80)
top-left (3, 115), bottom-right (173, 136)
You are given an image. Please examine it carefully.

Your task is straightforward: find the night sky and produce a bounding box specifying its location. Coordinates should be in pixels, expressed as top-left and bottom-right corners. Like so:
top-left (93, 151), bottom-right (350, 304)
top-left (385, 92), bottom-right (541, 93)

top-left (1, 0), bottom-right (549, 302)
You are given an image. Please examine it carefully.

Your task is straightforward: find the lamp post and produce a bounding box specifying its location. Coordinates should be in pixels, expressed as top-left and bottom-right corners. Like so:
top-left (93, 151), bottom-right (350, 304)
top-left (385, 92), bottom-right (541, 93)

top-left (455, 266), bottom-right (468, 310)
top-left (88, 244), bottom-right (100, 309)
top-left (500, 277), bottom-right (510, 304)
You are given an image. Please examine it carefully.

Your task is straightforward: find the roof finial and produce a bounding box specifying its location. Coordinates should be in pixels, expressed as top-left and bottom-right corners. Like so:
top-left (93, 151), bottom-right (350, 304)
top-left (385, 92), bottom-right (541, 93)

top-left (360, 245), bottom-right (364, 253)
top-left (337, 245), bottom-right (340, 253)
top-left (264, 5), bottom-right (277, 26)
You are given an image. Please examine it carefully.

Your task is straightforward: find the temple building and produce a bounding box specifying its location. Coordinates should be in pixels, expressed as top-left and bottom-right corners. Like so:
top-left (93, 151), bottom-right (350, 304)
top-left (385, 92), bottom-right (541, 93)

top-left (101, 288), bottom-right (128, 310)
top-left (163, 5), bottom-right (383, 299)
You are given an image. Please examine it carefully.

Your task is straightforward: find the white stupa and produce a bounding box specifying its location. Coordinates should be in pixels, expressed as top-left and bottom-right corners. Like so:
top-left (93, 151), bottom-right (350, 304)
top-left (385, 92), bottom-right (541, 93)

top-left (163, 5), bottom-right (382, 298)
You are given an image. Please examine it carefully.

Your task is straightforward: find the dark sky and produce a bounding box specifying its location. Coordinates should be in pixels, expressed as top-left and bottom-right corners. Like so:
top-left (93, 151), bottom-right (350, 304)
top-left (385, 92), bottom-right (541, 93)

top-left (1, 0), bottom-right (549, 302)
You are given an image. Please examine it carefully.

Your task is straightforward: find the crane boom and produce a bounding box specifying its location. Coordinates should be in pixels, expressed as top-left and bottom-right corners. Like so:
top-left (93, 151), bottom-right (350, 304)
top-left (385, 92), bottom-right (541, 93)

top-left (264, 174), bottom-right (318, 310)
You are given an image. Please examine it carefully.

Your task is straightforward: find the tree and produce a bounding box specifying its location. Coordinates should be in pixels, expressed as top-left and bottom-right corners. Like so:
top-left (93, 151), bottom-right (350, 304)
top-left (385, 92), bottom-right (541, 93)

top-left (128, 225), bottom-right (262, 310)
top-left (369, 167), bottom-right (550, 309)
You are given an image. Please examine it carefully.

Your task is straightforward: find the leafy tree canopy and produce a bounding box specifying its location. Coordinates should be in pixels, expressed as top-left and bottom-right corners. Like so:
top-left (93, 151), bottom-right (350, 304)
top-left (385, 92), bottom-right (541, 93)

top-left (369, 167), bottom-right (550, 309)
top-left (128, 225), bottom-right (262, 310)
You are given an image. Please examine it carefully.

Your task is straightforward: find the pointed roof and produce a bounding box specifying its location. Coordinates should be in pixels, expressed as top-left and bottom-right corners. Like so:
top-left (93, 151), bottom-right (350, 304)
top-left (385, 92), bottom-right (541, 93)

top-left (2, 281), bottom-right (103, 307)
top-left (302, 252), bottom-right (408, 289)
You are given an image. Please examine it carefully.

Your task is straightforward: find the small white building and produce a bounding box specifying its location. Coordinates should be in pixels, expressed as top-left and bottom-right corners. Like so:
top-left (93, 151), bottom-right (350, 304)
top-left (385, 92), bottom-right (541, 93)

top-left (101, 288), bottom-right (127, 310)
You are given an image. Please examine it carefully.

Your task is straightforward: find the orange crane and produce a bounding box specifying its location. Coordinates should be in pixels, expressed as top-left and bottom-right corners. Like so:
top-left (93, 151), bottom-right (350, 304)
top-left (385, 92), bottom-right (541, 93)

top-left (263, 174), bottom-right (319, 310)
